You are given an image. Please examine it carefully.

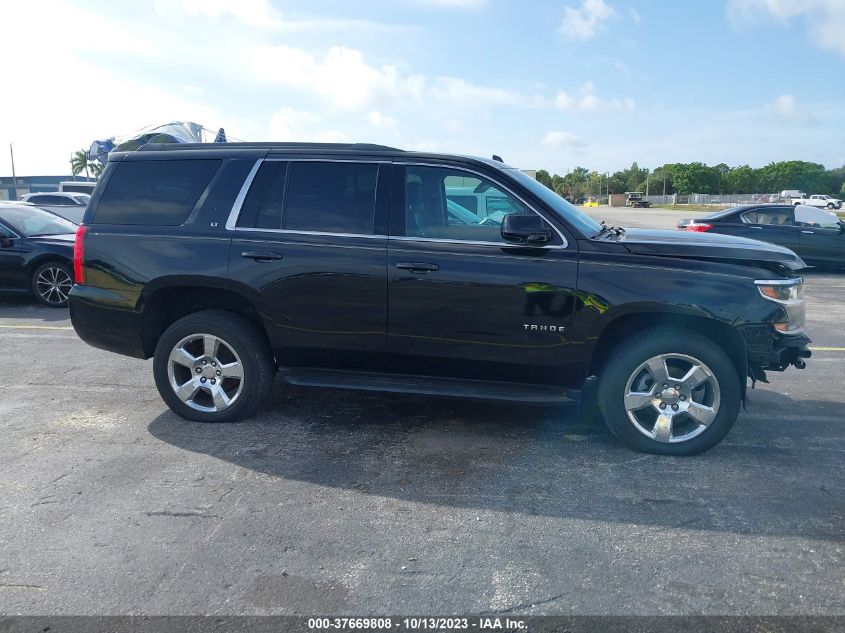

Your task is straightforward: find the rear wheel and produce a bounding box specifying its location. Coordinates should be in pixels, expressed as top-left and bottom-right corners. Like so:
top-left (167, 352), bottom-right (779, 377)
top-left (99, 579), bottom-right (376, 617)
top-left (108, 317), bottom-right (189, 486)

top-left (31, 261), bottom-right (73, 308)
top-left (596, 327), bottom-right (741, 455)
top-left (153, 310), bottom-right (275, 422)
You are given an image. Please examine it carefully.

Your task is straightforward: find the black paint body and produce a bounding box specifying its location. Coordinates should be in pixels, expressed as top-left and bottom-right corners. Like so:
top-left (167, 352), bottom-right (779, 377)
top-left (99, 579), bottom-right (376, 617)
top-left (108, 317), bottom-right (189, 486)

top-left (69, 144), bottom-right (811, 397)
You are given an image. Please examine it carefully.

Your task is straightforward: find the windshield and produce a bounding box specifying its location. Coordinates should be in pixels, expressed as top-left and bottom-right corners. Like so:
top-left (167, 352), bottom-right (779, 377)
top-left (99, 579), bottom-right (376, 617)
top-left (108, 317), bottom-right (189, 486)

top-left (507, 169), bottom-right (603, 237)
top-left (0, 206), bottom-right (77, 237)
top-left (795, 205), bottom-right (841, 230)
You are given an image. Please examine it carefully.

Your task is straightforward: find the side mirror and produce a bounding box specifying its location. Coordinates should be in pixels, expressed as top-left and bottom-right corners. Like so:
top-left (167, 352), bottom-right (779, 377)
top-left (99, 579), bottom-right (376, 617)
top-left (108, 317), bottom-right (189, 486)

top-left (839, 221), bottom-right (845, 234)
top-left (0, 237), bottom-right (13, 248)
top-left (501, 214), bottom-right (552, 246)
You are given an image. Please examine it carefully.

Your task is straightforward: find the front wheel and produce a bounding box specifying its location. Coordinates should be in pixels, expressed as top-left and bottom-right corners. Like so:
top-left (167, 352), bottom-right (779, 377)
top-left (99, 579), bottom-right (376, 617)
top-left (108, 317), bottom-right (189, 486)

top-left (153, 310), bottom-right (275, 422)
top-left (827, 203), bottom-right (835, 209)
top-left (596, 327), bottom-right (741, 455)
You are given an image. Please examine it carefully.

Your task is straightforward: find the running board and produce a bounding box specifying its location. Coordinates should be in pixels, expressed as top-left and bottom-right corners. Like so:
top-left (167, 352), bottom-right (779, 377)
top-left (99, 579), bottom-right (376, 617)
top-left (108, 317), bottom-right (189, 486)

top-left (279, 368), bottom-right (576, 404)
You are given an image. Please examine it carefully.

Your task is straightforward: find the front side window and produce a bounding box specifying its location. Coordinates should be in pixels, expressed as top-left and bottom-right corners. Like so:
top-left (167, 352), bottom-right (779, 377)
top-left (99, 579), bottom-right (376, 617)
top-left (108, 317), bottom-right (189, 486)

top-left (794, 205), bottom-right (840, 229)
top-left (404, 166), bottom-right (537, 242)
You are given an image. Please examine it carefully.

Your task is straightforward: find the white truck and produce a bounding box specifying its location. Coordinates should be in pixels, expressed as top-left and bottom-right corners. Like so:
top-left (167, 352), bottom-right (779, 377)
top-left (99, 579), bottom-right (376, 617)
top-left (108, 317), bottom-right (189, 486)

top-left (791, 194), bottom-right (842, 210)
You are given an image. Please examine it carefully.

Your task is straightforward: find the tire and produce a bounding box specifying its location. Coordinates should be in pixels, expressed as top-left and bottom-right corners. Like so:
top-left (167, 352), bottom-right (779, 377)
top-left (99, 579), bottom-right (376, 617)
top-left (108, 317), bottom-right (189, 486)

top-left (153, 310), bottom-right (275, 422)
top-left (827, 203), bottom-right (835, 209)
top-left (30, 261), bottom-right (73, 308)
top-left (596, 326), bottom-right (741, 456)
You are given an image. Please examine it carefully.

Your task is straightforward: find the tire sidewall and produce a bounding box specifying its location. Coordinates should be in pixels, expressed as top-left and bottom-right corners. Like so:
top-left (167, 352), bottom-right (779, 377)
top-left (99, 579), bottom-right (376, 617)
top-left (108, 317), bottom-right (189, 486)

top-left (597, 328), bottom-right (741, 455)
top-left (30, 261), bottom-right (73, 308)
top-left (153, 315), bottom-right (268, 423)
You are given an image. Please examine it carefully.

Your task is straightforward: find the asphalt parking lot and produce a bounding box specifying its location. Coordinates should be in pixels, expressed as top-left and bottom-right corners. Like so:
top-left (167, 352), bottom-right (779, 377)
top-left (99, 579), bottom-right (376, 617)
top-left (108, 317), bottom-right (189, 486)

top-left (0, 211), bottom-right (843, 616)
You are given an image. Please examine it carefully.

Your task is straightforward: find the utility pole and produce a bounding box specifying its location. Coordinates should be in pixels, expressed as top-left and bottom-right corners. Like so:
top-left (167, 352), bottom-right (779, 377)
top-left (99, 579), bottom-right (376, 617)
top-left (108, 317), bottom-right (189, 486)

top-left (9, 143), bottom-right (17, 201)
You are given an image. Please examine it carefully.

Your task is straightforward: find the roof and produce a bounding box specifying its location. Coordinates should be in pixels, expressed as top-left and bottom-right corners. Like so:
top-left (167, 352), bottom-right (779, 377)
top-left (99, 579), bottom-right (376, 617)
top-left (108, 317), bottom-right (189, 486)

top-left (130, 142), bottom-right (515, 169)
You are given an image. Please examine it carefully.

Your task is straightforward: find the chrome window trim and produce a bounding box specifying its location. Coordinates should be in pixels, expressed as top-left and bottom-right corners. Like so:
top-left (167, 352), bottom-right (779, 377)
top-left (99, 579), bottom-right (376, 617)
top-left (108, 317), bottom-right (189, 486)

top-left (225, 159), bottom-right (263, 231)
top-left (225, 157), bottom-right (569, 248)
top-left (396, 161), bottom-right (568, 248)
top-left (388, 235), bottom-right (569, 250)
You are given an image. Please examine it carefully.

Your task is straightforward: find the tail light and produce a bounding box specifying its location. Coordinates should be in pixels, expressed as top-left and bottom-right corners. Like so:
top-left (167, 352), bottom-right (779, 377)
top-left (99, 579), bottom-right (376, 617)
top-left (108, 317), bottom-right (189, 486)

top-left (73, 225), bottom-right (88, 284)
top-left (683, 223), bottom-right (713, 232)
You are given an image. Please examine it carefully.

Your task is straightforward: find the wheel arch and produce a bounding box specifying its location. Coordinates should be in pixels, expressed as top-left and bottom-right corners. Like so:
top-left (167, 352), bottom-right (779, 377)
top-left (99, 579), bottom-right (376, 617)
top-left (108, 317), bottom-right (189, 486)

top-left (589, 311), bottom-right (748, 401)
top-left (138, 282), bottom-right (270, 360)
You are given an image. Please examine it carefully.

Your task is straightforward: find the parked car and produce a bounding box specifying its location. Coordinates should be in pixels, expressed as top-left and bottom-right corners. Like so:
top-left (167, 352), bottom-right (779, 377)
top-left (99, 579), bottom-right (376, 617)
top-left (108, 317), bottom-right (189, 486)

top-left (780, 190), bottom-right (805, 200)
top-left (790, 194), bottom-right (842, 210)
top-left (20, 192), bottom-right (90, 224)
top-left (677, 204), bottom-right (845, 267)
top-left (69, 142), bottom-right (810, 455)
top-left (0, 203), bottom-right (76, 307)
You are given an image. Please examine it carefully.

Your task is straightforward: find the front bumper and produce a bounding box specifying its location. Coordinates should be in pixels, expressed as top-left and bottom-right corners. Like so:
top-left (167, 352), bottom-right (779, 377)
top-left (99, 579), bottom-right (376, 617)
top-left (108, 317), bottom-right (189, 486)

top-left (739, 324), bottom-right (812, 373)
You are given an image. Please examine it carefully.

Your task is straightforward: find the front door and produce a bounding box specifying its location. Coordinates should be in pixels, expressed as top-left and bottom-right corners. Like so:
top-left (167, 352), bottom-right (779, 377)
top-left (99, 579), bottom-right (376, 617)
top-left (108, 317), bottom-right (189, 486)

top-left (739, 207), bottom-right (802, 253)
top-left (386, 163), bottom-right (580, 386)
top-left (228, 159), bottom-right (390, 371)
top-left (794, 204), bottom-right (845, 266)
top-left (0, 222), bottom-right (25, 290)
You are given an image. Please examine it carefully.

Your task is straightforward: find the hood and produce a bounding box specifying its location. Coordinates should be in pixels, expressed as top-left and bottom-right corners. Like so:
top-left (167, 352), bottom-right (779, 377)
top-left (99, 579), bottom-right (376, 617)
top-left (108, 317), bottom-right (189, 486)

top-left (618, 227), bottom-right (807, 272)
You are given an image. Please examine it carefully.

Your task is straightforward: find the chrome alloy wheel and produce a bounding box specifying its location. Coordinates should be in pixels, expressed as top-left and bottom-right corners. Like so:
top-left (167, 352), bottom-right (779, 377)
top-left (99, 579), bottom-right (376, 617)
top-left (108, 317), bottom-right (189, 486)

top-left (623, 353), bottom-right (721, 443)
top-left (35, 266), bottom-right (73, 305)
top-left (166, 333), bottom-right (245, 413)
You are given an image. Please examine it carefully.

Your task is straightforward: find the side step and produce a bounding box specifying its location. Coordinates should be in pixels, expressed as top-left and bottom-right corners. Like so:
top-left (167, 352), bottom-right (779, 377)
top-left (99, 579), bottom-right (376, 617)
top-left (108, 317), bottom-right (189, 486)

top-left (279, 368), bottom-right (576, 404)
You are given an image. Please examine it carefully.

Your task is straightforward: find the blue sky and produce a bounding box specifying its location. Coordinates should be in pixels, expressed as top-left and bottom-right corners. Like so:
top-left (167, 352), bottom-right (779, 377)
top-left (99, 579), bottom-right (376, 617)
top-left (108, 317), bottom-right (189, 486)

top-left (2, 0), bottom-right (844, 176)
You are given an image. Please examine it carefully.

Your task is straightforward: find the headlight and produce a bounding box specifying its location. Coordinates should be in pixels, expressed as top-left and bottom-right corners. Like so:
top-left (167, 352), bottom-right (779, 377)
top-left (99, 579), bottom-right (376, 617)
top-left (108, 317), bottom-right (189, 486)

top-left (755, 278), bottom-right (805, 334)
top-left (755, 278), bottom-right (803, 303)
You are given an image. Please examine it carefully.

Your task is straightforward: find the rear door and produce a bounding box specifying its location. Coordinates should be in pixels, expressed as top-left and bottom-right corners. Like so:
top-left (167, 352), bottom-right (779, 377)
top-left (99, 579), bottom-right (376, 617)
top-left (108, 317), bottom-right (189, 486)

top-left (227, 158), bottom-right (390, 371)
top-left (738, 207), bottom-right (802, 253)
top-left (385, 162), bottom-right (580, 387)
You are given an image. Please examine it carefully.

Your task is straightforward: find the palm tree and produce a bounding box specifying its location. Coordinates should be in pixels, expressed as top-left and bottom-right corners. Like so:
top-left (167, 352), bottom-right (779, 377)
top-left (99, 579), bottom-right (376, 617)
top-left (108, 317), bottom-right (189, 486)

top-left (70, 150), bottom-right (89, 179)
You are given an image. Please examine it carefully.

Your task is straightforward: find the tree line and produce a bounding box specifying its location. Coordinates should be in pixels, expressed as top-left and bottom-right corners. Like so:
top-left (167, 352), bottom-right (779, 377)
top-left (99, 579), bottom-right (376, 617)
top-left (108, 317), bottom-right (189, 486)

top-left (535, 161), bottom-right (845, 200)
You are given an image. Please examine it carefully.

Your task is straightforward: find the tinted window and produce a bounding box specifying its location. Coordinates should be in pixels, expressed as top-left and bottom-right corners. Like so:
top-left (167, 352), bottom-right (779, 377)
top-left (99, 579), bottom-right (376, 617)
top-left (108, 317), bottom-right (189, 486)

top-left (405, 165), bottom-right (536, 242)
top-left (753, 209), bottom-right (794, 226)
top-left (93, 159), bottom-right (221, 225)
top-left (284, 162), bottom-right (378, 234)
top-left (30, 195), bottom-right (66, 205)
top-left (0, 222), bottom-right (15, 238)
top-left (237, 162), bottom-right (288, 230)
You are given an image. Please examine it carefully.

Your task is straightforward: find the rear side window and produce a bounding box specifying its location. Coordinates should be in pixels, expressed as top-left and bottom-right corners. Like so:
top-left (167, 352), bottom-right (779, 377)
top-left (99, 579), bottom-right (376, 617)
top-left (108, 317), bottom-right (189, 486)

top-left (236, 162), bottom-right (288, 229)
top-left (235, 161), bottom-right (378, 235)
top-left (284, 162), bottom-right (378, 234)
top-left (93, 159), bottom-right (221, 225)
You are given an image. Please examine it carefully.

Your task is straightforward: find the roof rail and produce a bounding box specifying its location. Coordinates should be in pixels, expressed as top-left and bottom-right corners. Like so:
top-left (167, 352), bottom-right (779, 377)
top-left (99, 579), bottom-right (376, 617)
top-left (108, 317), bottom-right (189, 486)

top-left (136, 142), bottom-right (404, 152)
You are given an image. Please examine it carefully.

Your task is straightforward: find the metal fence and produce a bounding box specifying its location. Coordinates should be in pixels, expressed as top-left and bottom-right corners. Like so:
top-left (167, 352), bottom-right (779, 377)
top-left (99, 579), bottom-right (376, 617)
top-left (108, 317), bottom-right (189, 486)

top-left (640, 193), bottom-right (783, 207)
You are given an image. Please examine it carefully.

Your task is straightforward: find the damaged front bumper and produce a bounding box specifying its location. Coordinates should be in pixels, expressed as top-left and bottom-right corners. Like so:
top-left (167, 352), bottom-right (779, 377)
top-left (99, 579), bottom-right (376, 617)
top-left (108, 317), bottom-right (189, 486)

top-left (739, 324), bottom-right (812, 383)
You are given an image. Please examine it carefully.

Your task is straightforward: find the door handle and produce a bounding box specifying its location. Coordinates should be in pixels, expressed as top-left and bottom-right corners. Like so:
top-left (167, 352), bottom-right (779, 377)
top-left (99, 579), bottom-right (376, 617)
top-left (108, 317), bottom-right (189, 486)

top-left (801, 230), bottom-right (814, 234)
top-left (749, 226), bottom-right (762, 229)
top-left (241, 250), bottom-right (283, 261)
top-left (395, 262), bottom-right (439, 273)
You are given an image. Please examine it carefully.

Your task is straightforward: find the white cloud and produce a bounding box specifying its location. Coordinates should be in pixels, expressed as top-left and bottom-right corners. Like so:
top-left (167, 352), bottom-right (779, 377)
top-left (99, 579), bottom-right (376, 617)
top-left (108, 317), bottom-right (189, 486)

top-left (728, 0), bottom-right (845, 57)
top-left (629, 8), bottom-right (642, 23)
top-left (368, 111), bottom-right (397, 128)
top-left (249, 45), bottom-right (425, 110)
top-left (766, 94), bottom-right (817, 124)
top-left (541, 132), bottom-right (587, 149)
top-left (430, 77), bottom-right (548, 108)
top-left (268, 108), bottom-right (319, 139)
top-left (558, 0), bottom-right (619, 40)
top-left (554, 82), bottom-right (635, 112)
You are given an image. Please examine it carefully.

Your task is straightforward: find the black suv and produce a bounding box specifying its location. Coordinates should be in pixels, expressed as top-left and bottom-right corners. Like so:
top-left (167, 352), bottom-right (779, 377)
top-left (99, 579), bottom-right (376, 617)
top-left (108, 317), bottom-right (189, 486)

top-left (69, 143), bottom-right (811, 455)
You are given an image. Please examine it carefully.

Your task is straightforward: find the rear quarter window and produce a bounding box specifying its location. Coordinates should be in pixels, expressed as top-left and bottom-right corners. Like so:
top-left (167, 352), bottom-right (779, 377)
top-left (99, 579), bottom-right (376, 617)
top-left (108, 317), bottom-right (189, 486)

top-left (92, 159), bottom-right (221, 225)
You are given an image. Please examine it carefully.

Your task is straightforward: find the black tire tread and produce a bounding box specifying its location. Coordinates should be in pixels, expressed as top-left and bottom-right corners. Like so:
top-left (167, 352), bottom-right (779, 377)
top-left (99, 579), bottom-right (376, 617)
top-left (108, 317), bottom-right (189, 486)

top-left (596, 326), bottom-right (741, 456)
top-left (153, 310), bottom-right (275, 423)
